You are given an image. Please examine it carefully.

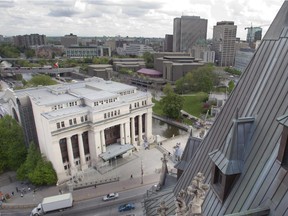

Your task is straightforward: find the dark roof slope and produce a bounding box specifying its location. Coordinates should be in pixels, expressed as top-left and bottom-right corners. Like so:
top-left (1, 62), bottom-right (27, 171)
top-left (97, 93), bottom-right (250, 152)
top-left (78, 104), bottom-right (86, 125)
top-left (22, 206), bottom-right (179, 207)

top-left (172, 1), bottom-right (288, 215)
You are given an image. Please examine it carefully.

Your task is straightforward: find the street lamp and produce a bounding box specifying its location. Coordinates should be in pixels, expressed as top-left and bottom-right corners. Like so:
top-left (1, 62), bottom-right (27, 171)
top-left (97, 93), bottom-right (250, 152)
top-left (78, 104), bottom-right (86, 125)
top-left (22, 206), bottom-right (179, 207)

top-left (140, 159), bottom-right (144, 184)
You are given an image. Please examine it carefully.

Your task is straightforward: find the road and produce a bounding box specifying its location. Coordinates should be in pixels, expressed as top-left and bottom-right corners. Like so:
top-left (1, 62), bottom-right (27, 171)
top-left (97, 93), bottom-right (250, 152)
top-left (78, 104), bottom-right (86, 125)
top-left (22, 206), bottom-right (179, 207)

top-left (0, 184), bottom-right (153, 216)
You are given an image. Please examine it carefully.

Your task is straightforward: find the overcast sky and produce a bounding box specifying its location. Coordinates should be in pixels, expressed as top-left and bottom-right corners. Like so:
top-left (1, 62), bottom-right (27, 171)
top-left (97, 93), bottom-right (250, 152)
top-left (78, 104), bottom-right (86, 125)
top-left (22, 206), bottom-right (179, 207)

top-left (0, 0), bottom-right (284, 40)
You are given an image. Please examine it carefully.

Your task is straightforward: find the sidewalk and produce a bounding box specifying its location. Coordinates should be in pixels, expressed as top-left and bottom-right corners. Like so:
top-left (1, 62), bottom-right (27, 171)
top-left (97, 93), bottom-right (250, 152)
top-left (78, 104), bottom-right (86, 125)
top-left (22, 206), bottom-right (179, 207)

top-left (0, 133), bottom-right (189, 210)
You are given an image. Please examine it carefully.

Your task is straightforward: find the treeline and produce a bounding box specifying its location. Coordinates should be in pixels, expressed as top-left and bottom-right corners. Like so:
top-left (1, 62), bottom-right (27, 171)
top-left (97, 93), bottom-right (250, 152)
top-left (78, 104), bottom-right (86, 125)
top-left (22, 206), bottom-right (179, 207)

top-left (175, 64), bottom-right (220, 94)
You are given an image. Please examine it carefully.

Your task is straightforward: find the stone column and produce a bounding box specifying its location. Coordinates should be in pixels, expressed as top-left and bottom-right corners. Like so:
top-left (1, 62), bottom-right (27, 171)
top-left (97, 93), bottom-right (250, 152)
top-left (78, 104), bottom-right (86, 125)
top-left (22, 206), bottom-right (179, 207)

top-left (145, 110), bottom-right (153, 142)
top-left (124, 121), bottom-right (130, 144)
top-left (66, 136), bottom-right (75, 169)
top-left (120, 123), bottom-right (125, 144)
top-left (101, 130), bottom-right (106, 152)
top-left (131, 117), bottom-right (135, 145)
top-left (78, 133), bottom-right (87, 170)
top-left (138, 114), bottom-right (143, 145)
top-left (94, 130), bottom-right (101, 157)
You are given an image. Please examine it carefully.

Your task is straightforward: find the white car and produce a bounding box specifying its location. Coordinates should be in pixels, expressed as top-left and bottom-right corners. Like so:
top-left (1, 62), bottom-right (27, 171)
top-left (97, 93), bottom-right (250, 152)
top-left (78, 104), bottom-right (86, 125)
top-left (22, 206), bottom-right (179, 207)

top-left (102, 192), bottom-right (119, 201)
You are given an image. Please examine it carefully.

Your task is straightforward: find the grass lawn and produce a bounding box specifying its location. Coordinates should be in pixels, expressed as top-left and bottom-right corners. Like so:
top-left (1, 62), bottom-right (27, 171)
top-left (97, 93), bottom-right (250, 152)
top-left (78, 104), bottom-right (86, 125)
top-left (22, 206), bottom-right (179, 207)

top-left (181, 92), bottom-right (208, 117)
top-left (152, 92), bottom-right (208, 118)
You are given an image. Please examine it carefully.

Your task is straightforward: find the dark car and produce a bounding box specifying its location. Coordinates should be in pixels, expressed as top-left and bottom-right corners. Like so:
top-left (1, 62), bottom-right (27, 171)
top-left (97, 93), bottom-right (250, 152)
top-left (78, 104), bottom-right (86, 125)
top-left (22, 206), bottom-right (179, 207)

top-left (118, 203), bottom-right (135, 212)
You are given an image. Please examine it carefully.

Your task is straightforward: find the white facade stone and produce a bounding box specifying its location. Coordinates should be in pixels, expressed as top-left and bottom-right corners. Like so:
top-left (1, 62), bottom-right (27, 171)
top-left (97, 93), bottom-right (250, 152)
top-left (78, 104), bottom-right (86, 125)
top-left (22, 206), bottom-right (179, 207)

top-left (4, 77), bottom-right (153, 182)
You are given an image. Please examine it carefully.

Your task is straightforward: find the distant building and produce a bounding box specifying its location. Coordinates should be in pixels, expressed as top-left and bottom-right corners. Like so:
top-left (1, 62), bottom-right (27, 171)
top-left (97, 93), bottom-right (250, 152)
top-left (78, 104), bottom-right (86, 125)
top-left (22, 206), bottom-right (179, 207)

top-left (154, 52), bottom-right (189, 73)
top-left (245, 26), bottom-right (262, 43)
top-left (173, 16), bottom-right (207, 52)
top-left (164, 34), bottom-right (173, 52)
top-left (65, 46), bottom-right (111, 58)
top-left (87, 64), bottom-right (113, 80)
top-left (234, 48), bottom-right (255, 73)
top-left (34, 45), bottom-right (64, 58)
top-left (61, 33), bottom-right (78, 48)
top-left (3, 77), bottom-right (154, 182)
top-left (162, 56), bottom-right (204, 82)
top-left (212, 21), bottom-right (237, 67)
top-left (190, 45), bottom-right (215, 63)
top-left (119, 44), bottom-right (154, 56)
top-left (113, 58), bottom-right (145, 72)
top-left (13, 34), bottom-right (46, 48)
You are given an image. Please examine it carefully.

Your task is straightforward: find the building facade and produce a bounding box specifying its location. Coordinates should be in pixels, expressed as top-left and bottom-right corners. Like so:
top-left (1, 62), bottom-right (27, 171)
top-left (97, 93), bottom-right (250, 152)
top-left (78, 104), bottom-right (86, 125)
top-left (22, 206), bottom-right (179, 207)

top-left (212, 21), bottom-right (237, 67)
top-left (61, 33), bottom-right (78, 48)
top-left (65, 46), bottom-right (111, 58)
top-left (13, 34), bottom-right (46, 48)
top-left (3, 77), bottom-right (153, 182)
top-left (173, 16), bottom-right (207, 52)
top-left (164, 34), bottom-right (173, 52)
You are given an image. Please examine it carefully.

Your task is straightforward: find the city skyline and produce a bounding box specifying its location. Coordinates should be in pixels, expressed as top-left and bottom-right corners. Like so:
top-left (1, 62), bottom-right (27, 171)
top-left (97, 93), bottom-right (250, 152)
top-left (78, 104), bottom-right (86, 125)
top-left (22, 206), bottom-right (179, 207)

top-left (0, 0), bottom-right (283, 40)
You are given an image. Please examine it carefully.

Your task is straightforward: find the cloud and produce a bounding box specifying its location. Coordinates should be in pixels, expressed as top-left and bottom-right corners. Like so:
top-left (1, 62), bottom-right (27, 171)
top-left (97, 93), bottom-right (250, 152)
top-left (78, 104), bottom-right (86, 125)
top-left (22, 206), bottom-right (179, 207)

top-left (0, 0), bottom-right (15, 8)
top-left (48, 8), bottom-right (80, 17)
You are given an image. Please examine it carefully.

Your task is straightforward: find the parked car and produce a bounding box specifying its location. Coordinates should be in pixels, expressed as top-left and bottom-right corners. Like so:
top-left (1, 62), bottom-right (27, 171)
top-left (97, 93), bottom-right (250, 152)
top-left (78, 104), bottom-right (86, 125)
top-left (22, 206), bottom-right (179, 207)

top-left (102, 193), bottom-right (119, 201)
top-left (118, 203), bottom-right (135, 212)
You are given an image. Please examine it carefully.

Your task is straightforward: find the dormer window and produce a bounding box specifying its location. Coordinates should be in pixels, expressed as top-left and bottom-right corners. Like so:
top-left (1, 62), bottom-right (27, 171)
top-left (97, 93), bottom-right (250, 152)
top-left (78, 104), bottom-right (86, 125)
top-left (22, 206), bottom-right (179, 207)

top-left (209, 115), bottom-right (255, 202)
top-left (277, 114), bottom-right (288, 170)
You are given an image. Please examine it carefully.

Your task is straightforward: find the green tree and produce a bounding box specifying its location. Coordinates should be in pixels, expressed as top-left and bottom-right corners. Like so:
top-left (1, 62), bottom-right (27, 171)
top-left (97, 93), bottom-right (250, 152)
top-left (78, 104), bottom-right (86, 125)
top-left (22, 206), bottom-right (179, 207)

top-left (142, 52), bottom-right (154, 68)
top-left (175, 65), bottom-right (219, 94)
top-left (28, 75), bottom-right (57, 87)
top-left (0, 115), bottom-right (27, 173)
top-left (28, 159), bottom-right (57, 185)
top-left (161, 84), bottom-right (184, 119)
top-left (17, 143), bottom-right (57, 185)
top-left (24, 48), bottom-right (35, 58)
top-left (0, 44), bottom-right (21, 58)
top-left (227, 80), bottom-right (235, 94)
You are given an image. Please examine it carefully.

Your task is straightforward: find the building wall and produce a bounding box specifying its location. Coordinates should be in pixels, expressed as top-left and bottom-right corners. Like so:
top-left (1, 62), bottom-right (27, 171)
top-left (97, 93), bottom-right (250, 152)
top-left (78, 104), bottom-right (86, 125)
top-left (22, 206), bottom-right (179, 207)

top-left (13, 34), bottom-right (46, 48)
top-left (173, 16), bottom-right (207, 52)
top-left (164, 34), bottom-right (173, 52)
top-left (61, 34), bottom-right (78, 48)
top-left (5, 78), bottom-right (154, 182)
top-left (212, 21), bottom-right (237, 67)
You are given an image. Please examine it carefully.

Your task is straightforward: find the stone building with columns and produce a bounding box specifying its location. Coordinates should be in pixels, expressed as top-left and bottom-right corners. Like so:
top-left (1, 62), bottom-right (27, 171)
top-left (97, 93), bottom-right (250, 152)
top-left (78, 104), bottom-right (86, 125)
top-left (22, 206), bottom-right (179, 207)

top-left (2, 77), bottom-right (153, 182)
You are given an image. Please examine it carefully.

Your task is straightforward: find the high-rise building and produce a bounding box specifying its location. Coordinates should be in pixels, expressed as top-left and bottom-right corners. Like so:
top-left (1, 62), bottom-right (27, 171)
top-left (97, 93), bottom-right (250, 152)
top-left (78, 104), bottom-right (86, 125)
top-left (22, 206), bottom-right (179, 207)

top-left (164, 34), bottom-right (173, 52)
top-left (245, 26), bottom-right (262, 48)
top-left (61, 33), bottom-right (78, 48)
top-left (13, 34), bottom-right (46, 48)
top-left (212, 21), bottom-right (237, 67)
top-left (173, 16), bottom-right (207, 52)
top-left (245, 26), bottom-right (262, 43)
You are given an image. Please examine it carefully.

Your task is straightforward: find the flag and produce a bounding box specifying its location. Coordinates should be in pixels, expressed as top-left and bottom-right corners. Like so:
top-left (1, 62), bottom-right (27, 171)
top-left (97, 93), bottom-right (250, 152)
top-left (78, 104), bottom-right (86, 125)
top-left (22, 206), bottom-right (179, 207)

top-left (54, 62), bottom-right (59, 68)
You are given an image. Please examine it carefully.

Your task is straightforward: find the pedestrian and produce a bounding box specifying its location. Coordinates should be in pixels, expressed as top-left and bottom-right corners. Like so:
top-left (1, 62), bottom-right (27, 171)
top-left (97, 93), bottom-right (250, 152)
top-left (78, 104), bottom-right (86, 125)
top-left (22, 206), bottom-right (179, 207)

top-left (16, 187), bottom-right (18, 193)
top-left (94, 184), bottom-right (97, 188)
top-left (130, 174), bottom-right (133, 179)
top-left (11, 192), bottom-right (14, 196)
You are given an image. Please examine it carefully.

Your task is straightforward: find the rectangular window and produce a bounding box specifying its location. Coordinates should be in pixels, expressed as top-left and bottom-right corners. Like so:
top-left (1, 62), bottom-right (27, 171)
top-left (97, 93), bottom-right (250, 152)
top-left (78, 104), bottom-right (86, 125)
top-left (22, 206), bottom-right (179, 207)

top-left (57, 122), bottom-right (60, 129)
top-left (73, 118), bottom-right (77, 124)
top-left (111, 111), bottom-right (113, 117)
top-left (81, 116), bottom-right (84, 122)
top-left (85, 115), bottom-right (88, 121)
top-left (277, 126), bottom-right (288, 169)
top-left (104, 113), bottom-right (107, 119)
top-left (114, 110), bottom-right (117, 116)
top-left (69, 119), bottom-right (73, 125)
top-left (61, 121), bottom-right (65, 127)
top-left (118, 110), bottom-right (120, 115)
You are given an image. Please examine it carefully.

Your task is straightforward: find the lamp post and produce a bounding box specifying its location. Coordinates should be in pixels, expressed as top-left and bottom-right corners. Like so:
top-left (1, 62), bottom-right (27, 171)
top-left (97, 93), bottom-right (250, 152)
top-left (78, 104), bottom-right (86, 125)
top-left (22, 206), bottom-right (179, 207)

top-left (141, 159), bottom-right (144, 184)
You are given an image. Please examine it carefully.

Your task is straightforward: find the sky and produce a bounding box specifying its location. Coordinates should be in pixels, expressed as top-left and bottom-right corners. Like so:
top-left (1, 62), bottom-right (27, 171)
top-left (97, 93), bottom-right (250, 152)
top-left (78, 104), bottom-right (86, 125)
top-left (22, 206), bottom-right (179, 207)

top-left (0, 0), bottom-right (284, 40)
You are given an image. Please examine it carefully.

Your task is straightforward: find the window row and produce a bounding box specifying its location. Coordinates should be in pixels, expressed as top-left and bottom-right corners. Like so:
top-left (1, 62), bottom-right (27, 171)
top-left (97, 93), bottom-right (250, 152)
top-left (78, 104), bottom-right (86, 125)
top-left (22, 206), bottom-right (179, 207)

top-left (130, 100), bottom-right (147, 110)
top-left (56, 115), bottom-right (88, 129)
top-left (104, 110), bottom-right (120, 119)
top-left (52, 100), bottom-right (79, 111)
top-left (120, 90), bottom-right (135, 96)
top-left (94, 97), bottom-right (118, 107)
